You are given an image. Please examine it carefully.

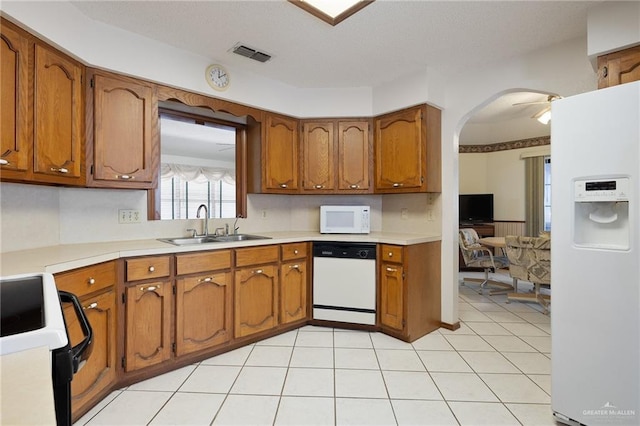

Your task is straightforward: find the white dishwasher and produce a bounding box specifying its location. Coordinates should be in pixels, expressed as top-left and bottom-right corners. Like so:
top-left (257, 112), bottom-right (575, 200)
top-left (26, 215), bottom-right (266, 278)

top-left (312, 242), bottom-right (377, 325)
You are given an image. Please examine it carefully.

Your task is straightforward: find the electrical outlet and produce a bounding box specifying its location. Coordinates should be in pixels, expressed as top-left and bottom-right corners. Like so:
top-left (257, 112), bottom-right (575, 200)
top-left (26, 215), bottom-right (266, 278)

top-left (401, 208), bottom-right (409, 220)
top-left (261, 209), bottom-right (267, 219)
top-left (119, 209), bottom-right (141, 224)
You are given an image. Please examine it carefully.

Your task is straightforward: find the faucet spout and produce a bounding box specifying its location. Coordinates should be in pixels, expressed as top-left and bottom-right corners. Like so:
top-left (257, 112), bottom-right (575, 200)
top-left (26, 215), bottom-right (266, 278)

top-left (196, 204), bottom-right (209, 236)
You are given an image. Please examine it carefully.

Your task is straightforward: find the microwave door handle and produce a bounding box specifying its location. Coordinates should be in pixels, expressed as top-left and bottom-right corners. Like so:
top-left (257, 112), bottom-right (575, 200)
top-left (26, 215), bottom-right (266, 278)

top-left (58, 290), bottom-right (94, 374)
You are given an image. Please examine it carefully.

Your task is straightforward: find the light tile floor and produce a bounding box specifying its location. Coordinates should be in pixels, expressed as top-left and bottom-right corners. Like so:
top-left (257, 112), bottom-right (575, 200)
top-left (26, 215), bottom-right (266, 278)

top-left (75, 272), bottom-right (556, 425)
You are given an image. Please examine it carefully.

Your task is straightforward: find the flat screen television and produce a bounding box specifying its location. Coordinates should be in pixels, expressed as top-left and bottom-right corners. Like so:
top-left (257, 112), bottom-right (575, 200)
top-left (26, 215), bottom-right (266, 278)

top-left (459, 193), bottom-right (494, 224)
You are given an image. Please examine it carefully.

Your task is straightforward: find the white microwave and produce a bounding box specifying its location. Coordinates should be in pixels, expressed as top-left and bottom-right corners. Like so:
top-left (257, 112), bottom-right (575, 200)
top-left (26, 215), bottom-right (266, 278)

top-left (320, 205), bottom-right (370, 234)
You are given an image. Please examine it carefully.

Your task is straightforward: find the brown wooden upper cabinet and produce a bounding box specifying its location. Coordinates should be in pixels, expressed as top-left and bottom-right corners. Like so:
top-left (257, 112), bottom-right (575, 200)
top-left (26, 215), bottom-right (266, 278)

top-left (301, 120), bottom-right (371, 193)
top-left (87, 70), bottom-right (158, 189)
top-left (374, 104), bottom-right (441, 193)
top-left (1, 19), bottom-right (85, 185)
top-left (598, 45), bottom-right (640, 89)
top-left (262, 113), bottom-right (299, 193)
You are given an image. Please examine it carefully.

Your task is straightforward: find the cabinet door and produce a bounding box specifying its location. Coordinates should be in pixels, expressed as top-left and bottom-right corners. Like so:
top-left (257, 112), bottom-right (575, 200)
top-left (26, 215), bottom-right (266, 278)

top-left (175, 272), bottom-right (232, 356)
top-left (337, 121), bottom-right (370, 191)
top-left (374, 107), bottom-right (425, 192)
top-left (234, 264), bottom-right (278, 338)
top-left (63, 290), bottom-right (117, 418)
top-left (280, 260), bottom-right (307, 324)
top-left (32, 44), bottom-right (83, 184)
top-left (91, 73), bottom-right (157, 187)
top-left (302, 121), bottom-right (334, 191)
top-left (0, 22), bottom-right (30, 179)
top-left (598, 45), bottom-right (640, 89)
top-left (380, 262), bottom-right (404, 331)
top-left (263, 114), bottom-right (298, 192)
top-left (125, 281), bottom-right (172, 371)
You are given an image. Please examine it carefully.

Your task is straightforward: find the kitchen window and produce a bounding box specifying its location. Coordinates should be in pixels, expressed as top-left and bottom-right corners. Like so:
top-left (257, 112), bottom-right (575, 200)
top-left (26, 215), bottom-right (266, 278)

top-left (160, 175), bottom-right (235, 220)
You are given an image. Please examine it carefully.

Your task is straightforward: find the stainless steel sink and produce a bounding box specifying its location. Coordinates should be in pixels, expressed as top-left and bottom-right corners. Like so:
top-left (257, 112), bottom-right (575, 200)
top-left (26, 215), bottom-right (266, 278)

top-left (213, 234), bottom-right (271, 242)
top-left (158, 234), bottom-right (271, 246)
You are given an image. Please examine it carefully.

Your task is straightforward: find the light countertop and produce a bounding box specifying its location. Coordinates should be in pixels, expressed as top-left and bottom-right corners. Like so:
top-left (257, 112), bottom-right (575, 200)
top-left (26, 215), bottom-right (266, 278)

top-left (0, 231), bottom-right (441, 276)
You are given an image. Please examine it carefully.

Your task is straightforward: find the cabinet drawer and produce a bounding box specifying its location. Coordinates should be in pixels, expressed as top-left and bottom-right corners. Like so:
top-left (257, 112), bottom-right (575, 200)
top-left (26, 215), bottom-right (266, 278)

top-left (235, 245), bottom-right (279, 268)
top-left (380, 244), bottom-right (403, 263)
top-left (126, 256), bottom-right (171, 281)
top-left (176, 250), bottom-right (231, 276)
top-left (281, 243), bottom-right (307, 261)
top-left (55, 261), bottom-right (116, 297)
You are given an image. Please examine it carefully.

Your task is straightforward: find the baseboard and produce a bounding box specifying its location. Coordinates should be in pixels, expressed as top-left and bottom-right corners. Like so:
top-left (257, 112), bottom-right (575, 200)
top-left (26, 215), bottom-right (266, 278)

top-left (439, 321), bottom-right (461, 331)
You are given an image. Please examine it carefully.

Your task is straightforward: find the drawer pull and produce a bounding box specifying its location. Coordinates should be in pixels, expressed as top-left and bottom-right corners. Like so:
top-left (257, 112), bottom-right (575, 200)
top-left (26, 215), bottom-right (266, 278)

top-left (289, 264), bottom-right (300, 269)
top-left (392, 183), bottom-right (403, 188)
top-left (149, 266), bottom-right (155, 272)
top-left (117, 174), bottom-right (133, 180)
top-left (0, 159), bottom-right (9, 166)
top-left (50, 167), bottom-right (69, 174)
top-left (253, 269), bottom-right (263, 274)
top-left (388, 252), bottom-right (393, 257)
top-left (88, 278), bottom-right (96, 285)
top-left (386, 267), bottom-right (398, 272)
top-left (199, 277), bottom-right (213, 283)
top-left (349, 184), bottom-right (359, 189)
top-left (84, 302), bottom-right (98, 310)
top-left (314, 185), bottom-right (323, 189)
top-left (141, 285), bottom-right (158, 292)
top-left (279, 183), bottom-right (288, 188)
top-left (293, 249), bottom-right (299, 255)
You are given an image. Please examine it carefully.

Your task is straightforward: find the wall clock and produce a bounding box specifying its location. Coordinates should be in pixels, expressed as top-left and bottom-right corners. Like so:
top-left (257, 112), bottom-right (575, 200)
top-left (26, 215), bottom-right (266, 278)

top-left (205, 64), bottom-right (230, 91)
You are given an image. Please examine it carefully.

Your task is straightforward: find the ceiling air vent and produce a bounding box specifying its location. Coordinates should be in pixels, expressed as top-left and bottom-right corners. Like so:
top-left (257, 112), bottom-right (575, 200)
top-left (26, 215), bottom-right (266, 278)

top-left (231, 43), bottom-right (272, 63)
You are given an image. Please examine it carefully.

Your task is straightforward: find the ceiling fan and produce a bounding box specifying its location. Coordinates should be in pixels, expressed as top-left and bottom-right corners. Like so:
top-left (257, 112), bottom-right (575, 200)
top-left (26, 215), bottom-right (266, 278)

top-left (512, 94), bottom-right (562, 124)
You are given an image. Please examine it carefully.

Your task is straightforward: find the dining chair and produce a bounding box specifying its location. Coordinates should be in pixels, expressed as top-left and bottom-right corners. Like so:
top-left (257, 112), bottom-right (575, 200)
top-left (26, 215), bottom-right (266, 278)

top-left (458, 228), bottom-right (511, 294)
top-left (504, 235), bottom-right (551, 313)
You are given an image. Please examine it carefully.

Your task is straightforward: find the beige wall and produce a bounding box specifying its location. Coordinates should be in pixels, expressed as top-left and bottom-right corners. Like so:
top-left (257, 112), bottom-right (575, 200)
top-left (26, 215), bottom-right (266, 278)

top-left (459, 146), bottom-right (550, 222)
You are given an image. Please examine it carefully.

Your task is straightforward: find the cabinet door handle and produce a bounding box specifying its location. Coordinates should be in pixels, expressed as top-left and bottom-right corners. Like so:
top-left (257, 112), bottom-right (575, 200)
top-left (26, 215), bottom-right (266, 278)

top-left (386, 267), bottom-right (398, 272)
top-left (0, 159), bottom-right (9, 166)
top-left (118, 174), bottom-right (133, 180)
top-left (289, 264), bottom-right (300, 269)
top-left (314, 185), bottom-right (323, 189)
top-left (50, 167), bottom-right (69, 174)
top-left (141, 285), bottom-right (158, 292)
top-left (279, 183), bottom-right (288, 188)
top-left (349, 184), bottom-right (359, 189)
top-left (148, 266), bottom-right (155, 272)
top-left (253, 269), bottom-right (263, 274)
top-left (392, 183), bottom-right (403, 188)
top-left (84, 302), bottom-right (98, 310)
top-left (199, 277), bottom-right (213, 283)
top-left (88, 278), bottom-right (96, 285)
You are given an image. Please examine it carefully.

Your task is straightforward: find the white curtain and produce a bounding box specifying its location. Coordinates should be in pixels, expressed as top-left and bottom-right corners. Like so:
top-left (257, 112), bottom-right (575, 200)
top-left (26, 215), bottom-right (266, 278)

top-left (161, 163), bottom-right (235, 185)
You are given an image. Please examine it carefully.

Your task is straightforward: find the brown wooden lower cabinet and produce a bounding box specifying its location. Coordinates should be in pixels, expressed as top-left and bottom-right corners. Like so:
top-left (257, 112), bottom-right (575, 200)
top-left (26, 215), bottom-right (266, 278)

top-left (63, 289), bottom-right (117, 418)
top-left (280, 260), bottom-right (307, 324)
top-left (379, 242), bottom-right (441, 342)
top-left (175, 271), bottom-right (232, 356)
top-left (124, 280), bottom-right (172, 371)
top-left (234, 264), bottom-right (279, 338)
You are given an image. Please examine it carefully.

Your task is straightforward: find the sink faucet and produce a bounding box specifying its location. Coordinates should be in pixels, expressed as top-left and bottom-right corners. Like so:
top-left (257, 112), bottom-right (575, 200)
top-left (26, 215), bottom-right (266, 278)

top-left (196, 204), bottom-right (208, 236)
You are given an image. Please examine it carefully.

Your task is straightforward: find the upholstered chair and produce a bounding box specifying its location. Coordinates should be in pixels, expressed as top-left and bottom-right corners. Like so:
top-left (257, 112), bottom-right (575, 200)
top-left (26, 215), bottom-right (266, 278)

top-left (504, 235), bottom-right (551, 313)
top-left (458, 228), bottom-right (511, 294)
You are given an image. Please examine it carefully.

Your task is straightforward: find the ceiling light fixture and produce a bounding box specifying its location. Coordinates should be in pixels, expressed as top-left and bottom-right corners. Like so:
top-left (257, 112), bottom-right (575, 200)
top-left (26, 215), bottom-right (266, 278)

top-left (534, 107), bottom-right (552, 125)
top-left (288, 0), bottom-right (374, 26)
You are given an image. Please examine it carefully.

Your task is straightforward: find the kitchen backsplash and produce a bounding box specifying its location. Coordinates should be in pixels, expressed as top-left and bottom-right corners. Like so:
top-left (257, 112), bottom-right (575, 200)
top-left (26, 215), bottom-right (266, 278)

top-left (0, 182), bottom-right (440, 253)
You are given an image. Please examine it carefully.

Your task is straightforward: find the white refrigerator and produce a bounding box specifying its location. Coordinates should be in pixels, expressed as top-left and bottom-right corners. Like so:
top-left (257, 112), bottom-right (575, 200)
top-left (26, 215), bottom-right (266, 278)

top-left (551, 81), bottom-right (640, 425)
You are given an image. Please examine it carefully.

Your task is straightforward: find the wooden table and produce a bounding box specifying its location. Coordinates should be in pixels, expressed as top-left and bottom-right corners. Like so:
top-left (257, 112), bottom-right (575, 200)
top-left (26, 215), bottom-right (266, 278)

top-left (479, 236), bottom-right (506, 249)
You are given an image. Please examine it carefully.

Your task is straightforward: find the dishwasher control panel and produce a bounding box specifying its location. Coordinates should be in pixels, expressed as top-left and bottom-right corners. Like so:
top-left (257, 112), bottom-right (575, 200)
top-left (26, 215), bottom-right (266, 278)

top-left (313, 242), bottom-right (376, 260)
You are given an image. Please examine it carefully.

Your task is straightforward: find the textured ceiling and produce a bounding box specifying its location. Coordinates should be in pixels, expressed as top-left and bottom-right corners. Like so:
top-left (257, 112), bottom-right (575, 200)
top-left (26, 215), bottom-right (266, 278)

top-left (68, 0), bottom-right (601, 144)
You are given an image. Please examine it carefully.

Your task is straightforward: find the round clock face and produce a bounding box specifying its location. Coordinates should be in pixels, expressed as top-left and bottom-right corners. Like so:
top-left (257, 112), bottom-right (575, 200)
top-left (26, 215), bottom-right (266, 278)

top-left (205, 64), bottom-right (230, 91)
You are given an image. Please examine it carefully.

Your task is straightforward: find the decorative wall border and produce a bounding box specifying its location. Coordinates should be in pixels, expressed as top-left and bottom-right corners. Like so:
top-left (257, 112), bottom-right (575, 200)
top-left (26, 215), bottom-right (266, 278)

top-left (459, 136), bottom-right (550, 153)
